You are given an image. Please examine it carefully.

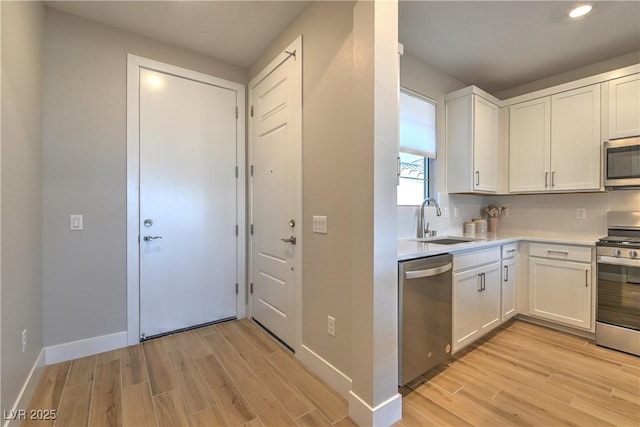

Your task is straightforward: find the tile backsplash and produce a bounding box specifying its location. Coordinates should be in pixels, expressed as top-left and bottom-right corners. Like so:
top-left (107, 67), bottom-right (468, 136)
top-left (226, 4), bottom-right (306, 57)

top-left (398, 190), bottom-right (640, 239)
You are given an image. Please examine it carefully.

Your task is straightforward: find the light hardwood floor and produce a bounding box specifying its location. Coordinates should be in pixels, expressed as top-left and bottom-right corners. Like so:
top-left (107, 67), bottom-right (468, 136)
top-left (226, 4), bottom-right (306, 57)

top-left (24, 319), bottom-right (639, 426)
top-left (397, 320), bottom-right (640, 427)
top-left (24, 319), bottom-right (355, 427)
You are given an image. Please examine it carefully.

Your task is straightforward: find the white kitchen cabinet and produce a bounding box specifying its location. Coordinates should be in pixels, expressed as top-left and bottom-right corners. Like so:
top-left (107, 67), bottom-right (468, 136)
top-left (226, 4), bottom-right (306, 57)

top-left (446, 87), bottom-right (499, 193)
top-left (453, 253), bottom-right (501, 354)
top-left (501, 243), bottom-right (518, 321)
top-left (509, 97), bottom-right (550, 192)
top-left (608, 74), bottom-right (640, 140)
top-left (551, 85), bottom-right (601, 191)
top-left (528, 243), bottom-right (592, 330)
top-left (508, 84), bottom-right (601, 193)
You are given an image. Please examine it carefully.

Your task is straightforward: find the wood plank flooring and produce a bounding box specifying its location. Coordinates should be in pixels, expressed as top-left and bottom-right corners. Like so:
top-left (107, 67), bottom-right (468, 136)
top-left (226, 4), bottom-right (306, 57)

top-left (396, 320), bottom-right (640, 427)
top-left (25, 319), bottom-right (639, 426)
top-left (24, 319), bottom-right (353, 427)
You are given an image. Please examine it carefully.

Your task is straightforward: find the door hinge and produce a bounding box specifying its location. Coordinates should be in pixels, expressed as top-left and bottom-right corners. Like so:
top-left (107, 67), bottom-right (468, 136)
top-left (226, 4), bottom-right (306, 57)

top-left (250, 105), bottom-right (254, 117)
top-left (235, 106), bottom-right (238, 119)
top-left (250, 165), bottom-right (254, 177)
top-left (250, 283), bottom-right (253, 294)
top-left (250, 224), bottom-right (254, 235)
top-left (235, 166), bottom-right (239, 178)
top-left (235, 225), bottom-right (239, 236)
top-left (235, 283), bottom-right (239, 294)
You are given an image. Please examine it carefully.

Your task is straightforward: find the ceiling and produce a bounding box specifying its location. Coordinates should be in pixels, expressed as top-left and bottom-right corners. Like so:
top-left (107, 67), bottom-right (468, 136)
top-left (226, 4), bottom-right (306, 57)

top-left (46, 1), bottom-right (309, 69)
top-left (399, 1), bottom-right (640, 94)
top-left (46, 1), bottom-right (640, 93)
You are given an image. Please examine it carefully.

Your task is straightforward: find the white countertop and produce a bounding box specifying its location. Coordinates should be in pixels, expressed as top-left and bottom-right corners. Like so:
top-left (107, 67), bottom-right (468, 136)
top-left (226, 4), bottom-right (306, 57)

top-left (398, 231), bottom-right (600, 261)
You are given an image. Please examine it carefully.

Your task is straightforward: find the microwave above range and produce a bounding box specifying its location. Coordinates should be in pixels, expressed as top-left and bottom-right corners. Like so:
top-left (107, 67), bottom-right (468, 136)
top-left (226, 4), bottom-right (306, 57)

top-left (604, 137), bottom-right (640, 189)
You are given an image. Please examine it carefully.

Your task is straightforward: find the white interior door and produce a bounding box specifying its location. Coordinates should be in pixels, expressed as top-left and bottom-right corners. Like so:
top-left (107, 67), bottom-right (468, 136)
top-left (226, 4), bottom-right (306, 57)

top-left (250, 42), bottom-right (301, 350)
top-left (139, 68), bottom-right (237, 339)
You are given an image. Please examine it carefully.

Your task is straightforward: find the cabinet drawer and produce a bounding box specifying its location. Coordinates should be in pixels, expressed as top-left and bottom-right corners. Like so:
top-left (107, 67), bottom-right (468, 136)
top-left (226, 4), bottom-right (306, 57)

top-left (529, 242), bottom-right (592, 263)
top-left (502, 243), bottom-right (518, 259)
top-left (453, 246), bottom-right (501, 272)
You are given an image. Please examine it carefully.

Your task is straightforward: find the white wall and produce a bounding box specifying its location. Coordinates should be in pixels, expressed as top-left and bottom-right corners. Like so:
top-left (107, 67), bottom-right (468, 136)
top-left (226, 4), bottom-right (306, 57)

top-left (398, 53), bottom-right (487, 238)
top-left (1, 0), bottom-right (44, 414)
top-left (42, 8), bottom-right (247, 347)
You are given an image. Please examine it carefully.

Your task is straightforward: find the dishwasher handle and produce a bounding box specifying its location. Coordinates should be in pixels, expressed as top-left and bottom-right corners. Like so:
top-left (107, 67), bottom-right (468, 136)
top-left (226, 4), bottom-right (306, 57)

top-left (404, 263), bottom-right (452, 280)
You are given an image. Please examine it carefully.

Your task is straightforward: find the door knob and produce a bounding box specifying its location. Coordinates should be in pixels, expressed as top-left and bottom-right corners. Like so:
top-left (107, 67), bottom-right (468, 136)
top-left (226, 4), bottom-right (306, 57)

top-left (280, 236), bottom-right (297, 244)
top-left (143, 236), bottom-right (163, 241)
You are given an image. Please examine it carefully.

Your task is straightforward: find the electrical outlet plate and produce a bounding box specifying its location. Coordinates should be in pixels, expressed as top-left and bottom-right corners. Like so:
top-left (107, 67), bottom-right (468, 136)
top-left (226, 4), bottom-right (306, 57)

top-left (443, 207), bottom-right (450, 218)
top-left (576, 208), bottom-right (586, 220)
top-left (327, 315), bottom-right (335, 336)
top-left (22, 329), bottom-right (27, 353)
top-left (502, 208), bottom-right (509, 218)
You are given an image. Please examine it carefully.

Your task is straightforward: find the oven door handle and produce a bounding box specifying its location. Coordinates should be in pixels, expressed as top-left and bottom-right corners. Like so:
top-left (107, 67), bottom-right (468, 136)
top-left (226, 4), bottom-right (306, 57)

top-left (598, 256), bottom-right (640, 268)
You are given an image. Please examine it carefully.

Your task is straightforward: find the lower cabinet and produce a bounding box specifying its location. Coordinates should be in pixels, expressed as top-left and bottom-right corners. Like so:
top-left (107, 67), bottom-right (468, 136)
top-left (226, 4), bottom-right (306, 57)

top-left (528, 242), bottom-right (593, 330)
top-left (501, 257), bottom-right (517, 321)
top-left (453, 261), bottom-right (501, 354)
top-left (528, 257), bottom-right (591, 329)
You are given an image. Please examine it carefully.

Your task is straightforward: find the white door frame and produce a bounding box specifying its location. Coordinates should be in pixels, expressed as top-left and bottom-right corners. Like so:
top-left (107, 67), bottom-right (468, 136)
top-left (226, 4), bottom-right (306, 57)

top-left (126, 54), bottom-right (246, 345)
top-left (248, 36), bottom-right (303, 353)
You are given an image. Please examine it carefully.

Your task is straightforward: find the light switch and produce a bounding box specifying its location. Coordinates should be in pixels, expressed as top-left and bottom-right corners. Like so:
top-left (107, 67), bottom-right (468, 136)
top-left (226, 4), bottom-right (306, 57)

top-left (312, 216), bottom-right (327, 234)
top-left (70, 214), bottom-right (83, 231)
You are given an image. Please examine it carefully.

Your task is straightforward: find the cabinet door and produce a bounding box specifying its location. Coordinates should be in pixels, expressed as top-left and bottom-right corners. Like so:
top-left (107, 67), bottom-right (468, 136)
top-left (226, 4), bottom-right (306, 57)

top-left (473, 96), bottom-right (499, 192)
top-left (529, 257), bottom-right (591, 329)
top-left (509, 98), bottom-right (551, 192)
top-left (551, 85), bottom-right (601, 191)
top-left (452, 267), bottom-right (481, 353)
top-left (501, 258), bottom-right (517, 321)
top-left (478, 262), bottom-right (501, 333)
top-left (609, 74), bottom-right (640, 140)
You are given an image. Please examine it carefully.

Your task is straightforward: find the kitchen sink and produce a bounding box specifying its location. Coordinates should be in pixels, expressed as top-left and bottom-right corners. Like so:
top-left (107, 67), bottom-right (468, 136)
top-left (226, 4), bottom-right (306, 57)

top-left (409, 236), bottom-right (483, 245)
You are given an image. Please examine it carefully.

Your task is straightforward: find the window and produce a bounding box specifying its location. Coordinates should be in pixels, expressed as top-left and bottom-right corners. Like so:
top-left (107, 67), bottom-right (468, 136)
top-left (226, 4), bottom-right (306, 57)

top-left (398, 89), bottom-right (436, 205)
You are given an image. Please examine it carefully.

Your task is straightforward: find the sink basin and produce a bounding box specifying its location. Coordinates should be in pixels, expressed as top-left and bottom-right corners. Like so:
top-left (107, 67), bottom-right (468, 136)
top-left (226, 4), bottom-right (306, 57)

top-left (408, 236), bottom-right (483, 245)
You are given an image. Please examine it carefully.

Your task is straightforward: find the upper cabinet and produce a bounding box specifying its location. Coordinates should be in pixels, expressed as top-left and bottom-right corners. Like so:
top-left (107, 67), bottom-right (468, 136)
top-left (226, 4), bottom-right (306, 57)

top-left (446, 64), bottom-right (639, 195)
top-left (509, 85), bottom-right (601, 193)
top-left (446, 87), bottom-right (499, 193)
top-left (550, 85), bottom-right (601, 191)
top-left (608, 74), bottom-right (640, 140)
top-left (509, 98), bottom-right (551, 192)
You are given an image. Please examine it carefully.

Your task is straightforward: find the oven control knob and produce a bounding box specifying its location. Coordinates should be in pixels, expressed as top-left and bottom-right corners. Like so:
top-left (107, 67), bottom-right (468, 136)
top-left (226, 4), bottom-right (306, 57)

top-left (630, 250), bottom-right (639, 258)
top-left (613, 249), bottom-right (622, 257)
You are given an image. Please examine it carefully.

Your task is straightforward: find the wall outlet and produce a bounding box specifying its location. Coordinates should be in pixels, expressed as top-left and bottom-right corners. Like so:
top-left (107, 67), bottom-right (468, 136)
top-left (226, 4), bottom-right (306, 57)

top-left (22, 329), bottom-right (27, 353)
top-left (69, 214), bottom-right (83, 231)
top-left (327, 315), bottom-right (335, 337)
top-left (443, 207), bottom-right (450, 218)
top-left (454, 207), bottom-right (459, 218)
top-left (576, 208), bottom-right (586, 220)
top-left (502, 208), bottom-right (509, 218)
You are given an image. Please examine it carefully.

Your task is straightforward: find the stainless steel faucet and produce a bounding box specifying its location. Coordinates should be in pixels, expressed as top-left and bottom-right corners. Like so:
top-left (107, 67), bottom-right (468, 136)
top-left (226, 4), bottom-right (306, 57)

top-left (417, 197), bottom-right (442, 238)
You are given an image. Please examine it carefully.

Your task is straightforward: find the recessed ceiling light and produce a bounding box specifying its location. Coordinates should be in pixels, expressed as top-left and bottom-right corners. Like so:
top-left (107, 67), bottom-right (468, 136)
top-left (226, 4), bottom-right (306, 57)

top-left (569, 4), bottom-right (593, 18)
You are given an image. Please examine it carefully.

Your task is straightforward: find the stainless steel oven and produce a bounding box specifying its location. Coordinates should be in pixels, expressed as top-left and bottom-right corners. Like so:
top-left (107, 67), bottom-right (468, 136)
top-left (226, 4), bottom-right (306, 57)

top-left (604, 137), bottom-right (640, 189)
top-left (596, 212), bottom-right (640, 356)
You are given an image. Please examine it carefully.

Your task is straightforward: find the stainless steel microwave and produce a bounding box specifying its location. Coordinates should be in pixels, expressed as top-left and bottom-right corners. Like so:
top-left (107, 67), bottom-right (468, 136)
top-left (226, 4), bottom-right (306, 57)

top-left (604, 137), bottom-right (640, 189)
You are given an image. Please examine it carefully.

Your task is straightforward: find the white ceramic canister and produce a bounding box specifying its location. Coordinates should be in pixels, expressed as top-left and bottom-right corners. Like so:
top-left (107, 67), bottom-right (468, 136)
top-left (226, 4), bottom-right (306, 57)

top-left (464, 221), bottom-right (476, 234)
top-left (473, 218), bottom-right (487, 233)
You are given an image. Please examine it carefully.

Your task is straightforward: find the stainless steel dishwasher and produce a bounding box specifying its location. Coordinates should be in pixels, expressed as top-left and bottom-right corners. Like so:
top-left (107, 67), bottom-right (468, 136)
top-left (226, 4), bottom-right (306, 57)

top-left (399, 253), bottom-right (453, 385)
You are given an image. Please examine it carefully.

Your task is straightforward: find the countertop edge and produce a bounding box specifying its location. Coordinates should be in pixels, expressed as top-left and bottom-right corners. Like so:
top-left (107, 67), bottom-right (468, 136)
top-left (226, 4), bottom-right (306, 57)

top-left (398, 233), bottom-right (598, 261)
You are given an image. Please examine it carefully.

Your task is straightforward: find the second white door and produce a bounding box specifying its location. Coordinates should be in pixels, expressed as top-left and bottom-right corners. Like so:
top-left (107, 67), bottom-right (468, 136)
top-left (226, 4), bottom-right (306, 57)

top-left (250, 43), bottom-right (301, 350)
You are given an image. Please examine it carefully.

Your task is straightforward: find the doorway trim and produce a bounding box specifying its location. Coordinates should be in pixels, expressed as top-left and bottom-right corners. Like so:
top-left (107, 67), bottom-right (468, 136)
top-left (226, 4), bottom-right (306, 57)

top-left (126, 55), bottom-right (246, 346)
top-left (248, 36), bottom-right (303, 353)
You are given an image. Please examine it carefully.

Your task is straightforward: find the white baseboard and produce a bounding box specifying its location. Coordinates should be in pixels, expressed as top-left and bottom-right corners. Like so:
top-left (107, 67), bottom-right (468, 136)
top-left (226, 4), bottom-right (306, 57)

top-left (45, 331), bottom-right (128, 365)
top-left (298, 344), bottom-right (352, 399)
top-left (348, 390), bottom-right (402, 427)
top-left (3, 348), bottom-right (46, 427)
